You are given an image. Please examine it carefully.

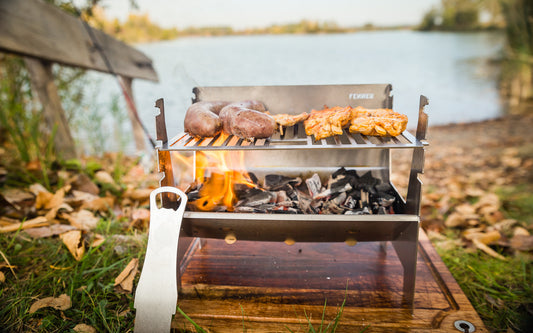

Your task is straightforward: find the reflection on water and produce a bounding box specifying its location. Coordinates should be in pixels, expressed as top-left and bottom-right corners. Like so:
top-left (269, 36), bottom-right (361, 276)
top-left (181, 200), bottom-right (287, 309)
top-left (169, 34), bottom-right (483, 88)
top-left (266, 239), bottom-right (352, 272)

top-left (85, 30), bottom-right (505, 153)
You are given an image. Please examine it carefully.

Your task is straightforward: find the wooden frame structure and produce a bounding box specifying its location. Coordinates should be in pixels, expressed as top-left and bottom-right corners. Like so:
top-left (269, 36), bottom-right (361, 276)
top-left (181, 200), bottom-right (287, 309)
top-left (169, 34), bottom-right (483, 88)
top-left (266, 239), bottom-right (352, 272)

top-left (0, 0), bottom-right (159, 158)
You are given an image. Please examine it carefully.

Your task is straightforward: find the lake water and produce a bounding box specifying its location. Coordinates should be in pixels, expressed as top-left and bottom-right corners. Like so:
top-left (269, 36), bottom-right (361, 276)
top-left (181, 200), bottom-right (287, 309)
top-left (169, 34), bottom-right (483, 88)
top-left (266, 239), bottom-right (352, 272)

top-left (87, 30), bottom-right (505, 152)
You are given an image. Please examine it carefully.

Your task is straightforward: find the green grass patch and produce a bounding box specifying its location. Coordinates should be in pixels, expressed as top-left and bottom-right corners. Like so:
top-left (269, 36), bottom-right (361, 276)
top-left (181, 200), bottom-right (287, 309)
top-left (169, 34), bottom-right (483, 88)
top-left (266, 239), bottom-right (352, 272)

top-left (436, 245), bottom-right (533, 332)
top-left (497, 184), bottom-right (533, 225)
top-left (0, 223), bottom-right (146, 332)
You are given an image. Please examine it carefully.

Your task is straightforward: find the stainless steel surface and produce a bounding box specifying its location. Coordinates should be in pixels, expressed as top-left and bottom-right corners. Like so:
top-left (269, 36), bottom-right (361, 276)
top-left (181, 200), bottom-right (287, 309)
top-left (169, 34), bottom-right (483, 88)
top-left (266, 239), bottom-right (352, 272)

top-left (405, 95), bottom-right (429, 215)
top-left (182, 212), bottom-right (419, 242)
top-left (164, 124), bottom-right (423, 151)
top-left (134, 187), bottom-right (187, 333)
top-left (149, 84), bottom-right (429, 310)
top-left (193, 83), bottom-right (393, 114)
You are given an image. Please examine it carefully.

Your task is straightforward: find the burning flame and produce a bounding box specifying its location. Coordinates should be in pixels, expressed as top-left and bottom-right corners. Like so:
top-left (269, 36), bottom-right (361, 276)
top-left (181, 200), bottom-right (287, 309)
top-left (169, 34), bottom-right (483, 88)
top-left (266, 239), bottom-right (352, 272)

top-left (173, 150), bottom-right (256, 211)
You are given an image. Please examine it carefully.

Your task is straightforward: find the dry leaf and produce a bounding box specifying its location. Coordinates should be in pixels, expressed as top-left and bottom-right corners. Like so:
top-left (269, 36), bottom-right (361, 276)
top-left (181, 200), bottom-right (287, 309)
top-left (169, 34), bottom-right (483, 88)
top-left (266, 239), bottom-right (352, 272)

top-left (455, 203), bottom-right (477, 215)
top-left (0, 216), bottom-right (49, 233)
top-left (29, 294), bottom-right (71, 314)
top-left (60, 230), bottom-right (85, 261)
top-left (29, 183), bottom-right (49, 196)
top-left (24, 224), bottom-right (76, 239)
top-left (444, 212), bottom-right (467, 228)
top-left (89, 233), bottom-right (105, 248)
top-left (0, 271), bottom-right (5, 283)
top-left (0, 188), bottom-right (34, 210)
top-left (81, 196), bottom-right (114, 213)
top-left (64, 210), bottom-right (99, 231)
top-left (94, 171), bottom-right (118, 187)
top-left (473, 238), bottom-right (507, 260)
top-left (114, 258), bottom-right (139, 293)
top-left (70, 174), bottom-right (100, 196)
top-left (123, 186), bottom-right (152, 202)
top-left (510, 235), bottom-right (533, 252)
top-left (36, 186), bottom-right (70, 210)
top-left (73, 324), bottom-right (96, 333)
top-left (513, 226), bottom-right (530, 237)
top-left (475, 230), bottom-right (501, 245)
top-left (45, 202), bottom-right (73, 220)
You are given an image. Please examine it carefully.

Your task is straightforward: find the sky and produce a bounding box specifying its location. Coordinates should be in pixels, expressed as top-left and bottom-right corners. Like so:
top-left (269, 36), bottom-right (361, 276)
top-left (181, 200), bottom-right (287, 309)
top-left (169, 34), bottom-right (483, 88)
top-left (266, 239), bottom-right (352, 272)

top-left (99, 0), bottom-right (442, 30)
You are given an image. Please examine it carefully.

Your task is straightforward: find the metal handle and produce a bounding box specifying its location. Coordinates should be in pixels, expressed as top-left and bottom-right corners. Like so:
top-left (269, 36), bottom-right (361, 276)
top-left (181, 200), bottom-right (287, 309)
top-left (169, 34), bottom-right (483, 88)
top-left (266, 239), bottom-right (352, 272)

top-left (134, 187), bottom-right (188, 333)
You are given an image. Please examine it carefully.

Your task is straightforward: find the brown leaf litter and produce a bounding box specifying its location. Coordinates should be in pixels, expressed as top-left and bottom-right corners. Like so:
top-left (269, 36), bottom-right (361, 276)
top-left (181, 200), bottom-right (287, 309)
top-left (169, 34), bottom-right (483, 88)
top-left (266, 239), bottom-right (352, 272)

top-left (114, 258), bottom-right (139, 293)
top-left (29, 294), bottom-right (71, 314)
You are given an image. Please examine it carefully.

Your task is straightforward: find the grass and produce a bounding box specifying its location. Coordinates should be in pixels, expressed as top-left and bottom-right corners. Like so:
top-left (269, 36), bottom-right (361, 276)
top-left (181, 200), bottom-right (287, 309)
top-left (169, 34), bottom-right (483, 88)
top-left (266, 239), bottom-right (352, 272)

top-left (434, 183), bottom-right (533, 333)
top-left (0, 219), bottom-right (146, 332)
top-left (437, 244), bottom-right (533, 332)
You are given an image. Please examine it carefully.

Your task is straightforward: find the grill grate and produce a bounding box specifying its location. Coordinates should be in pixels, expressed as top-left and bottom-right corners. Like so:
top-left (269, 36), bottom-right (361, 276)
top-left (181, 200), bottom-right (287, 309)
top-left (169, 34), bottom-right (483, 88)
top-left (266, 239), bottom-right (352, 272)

top-left (166, 123), bottom-right (422, 151)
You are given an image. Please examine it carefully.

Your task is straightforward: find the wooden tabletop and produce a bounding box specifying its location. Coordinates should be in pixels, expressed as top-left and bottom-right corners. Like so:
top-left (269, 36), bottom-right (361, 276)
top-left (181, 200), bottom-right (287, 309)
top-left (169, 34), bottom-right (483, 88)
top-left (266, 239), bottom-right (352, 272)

top-left (173, 230), bottom-right (487, 332)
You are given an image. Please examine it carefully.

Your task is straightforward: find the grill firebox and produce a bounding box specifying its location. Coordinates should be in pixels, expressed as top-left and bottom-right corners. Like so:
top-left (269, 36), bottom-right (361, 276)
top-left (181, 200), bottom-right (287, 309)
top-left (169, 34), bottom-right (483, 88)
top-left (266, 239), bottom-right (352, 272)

top-left (154, 84), bottom-right (428, 308)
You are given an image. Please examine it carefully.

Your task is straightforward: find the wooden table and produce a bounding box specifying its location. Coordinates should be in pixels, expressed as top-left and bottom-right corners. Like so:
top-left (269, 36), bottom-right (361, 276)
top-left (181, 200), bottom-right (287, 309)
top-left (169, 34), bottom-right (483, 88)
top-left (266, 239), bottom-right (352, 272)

top-left (172, 230), bottom-right (487, 332)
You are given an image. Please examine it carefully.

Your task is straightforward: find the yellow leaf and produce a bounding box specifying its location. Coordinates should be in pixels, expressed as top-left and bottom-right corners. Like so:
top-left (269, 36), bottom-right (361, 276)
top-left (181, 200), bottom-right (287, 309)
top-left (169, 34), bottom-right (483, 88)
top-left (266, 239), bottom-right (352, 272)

top-left (60, 230), bottom-right (85, 261)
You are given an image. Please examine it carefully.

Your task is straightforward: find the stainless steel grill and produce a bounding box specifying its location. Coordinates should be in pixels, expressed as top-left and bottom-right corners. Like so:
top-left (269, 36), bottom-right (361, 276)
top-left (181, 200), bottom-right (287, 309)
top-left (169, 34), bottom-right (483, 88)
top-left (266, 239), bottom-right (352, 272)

top-left (153, 83), bottom-right (429, 308)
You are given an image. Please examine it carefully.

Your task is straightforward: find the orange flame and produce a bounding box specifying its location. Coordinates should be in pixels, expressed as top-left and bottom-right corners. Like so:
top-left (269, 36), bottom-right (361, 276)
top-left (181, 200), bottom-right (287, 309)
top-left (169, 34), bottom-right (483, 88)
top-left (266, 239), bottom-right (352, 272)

top-left (192, 151), bottom-right (255, 211)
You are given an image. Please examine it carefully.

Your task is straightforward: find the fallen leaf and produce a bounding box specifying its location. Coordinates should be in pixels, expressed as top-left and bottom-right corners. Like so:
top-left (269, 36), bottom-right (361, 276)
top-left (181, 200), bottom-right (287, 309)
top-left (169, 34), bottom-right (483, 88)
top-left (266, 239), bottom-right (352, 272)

top-left (0, 188), bottom-right (34, 210)
top-left (29, 294), bottom-right (71, 314)
top-left (94, 171), bottom-right (118, 187)
top-left (29, 183), bottom-right (49, 196)
top-left (0, 271), bottom-right (5, 283)
top-left (80, 196), bottom-right (114, 213)
top-left (0, 216), bottom-right (49, 234)
top-left (24, 224), bottom-right (76, 239)
top-left (70, 174), bottom-right (100, 196)
top-left (88, 233), bottom-right (105, 248)
top-left (36, 186), bottom-right (70, 210)
top-left (64, 210), bottom-right (99, 230)
top-left (45, 203), bottom-right (73, 220)
top-left (114, 258), bottom-right (138, 293)
top-left (472, 238), bottom-right (507, 260)
top-left (73, 324), bottom-right (96, 333)
top-left (60, 230), bottom-right (85, 261)
top-left (510, 235), bottom-right (533, 252)
top-left (123, 187), bottom-right (152, 202)
top-left (513, 226), bottom-right (530, 237)
top-left (444, 212), bottom-right (467, 228)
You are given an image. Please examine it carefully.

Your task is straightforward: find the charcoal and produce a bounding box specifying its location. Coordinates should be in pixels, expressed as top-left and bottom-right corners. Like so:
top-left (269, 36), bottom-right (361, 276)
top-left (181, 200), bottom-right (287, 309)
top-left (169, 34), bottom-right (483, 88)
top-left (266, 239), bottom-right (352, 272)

top-left (277, 184), bottom-right (299, 201)
top-left (187, 190), bottom-right (200, 201)
top-left (357, 171), bottom-right (380, 189)
top-left (332, 167), bottom-right (359, 180)
top-left (236, 189), bottom-right (273, 207)
top-left (332, 192), bottom-right (347, 206)
top-left (272, 206), bottom-right (299, 214)
top-left (375, 182), bottom-right (393, 193)
top-left (315, 182), bottom-right (352, 200)
top-left (275, 190), bottom-right (289, 203)
top-left (321, 201), bottom-right (344, 214)
top-left (305, 173), bottom-right (322, 198)
top-left (234, 204), bottom-right (273, 213)
top-left (342, 196), bottom-right (357, 210)
top-left (377, 206), bottom-right (388, 215)
top-left (233, 183), bottom-right (257, 197)
top-left (344, 206), bottom-right (372, 215)
top-left (377, 193), bottom-right (396, 207)
top-left (248, 172), bottom-right (259, 185)
top-left (264, 174), bottom-right (302, 191)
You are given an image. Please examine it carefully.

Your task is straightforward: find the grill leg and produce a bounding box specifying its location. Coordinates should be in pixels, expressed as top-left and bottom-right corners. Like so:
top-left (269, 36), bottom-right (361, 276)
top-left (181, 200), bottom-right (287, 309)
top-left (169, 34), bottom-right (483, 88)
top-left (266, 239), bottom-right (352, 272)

top-left (391, 222), bottom-right (419, 310)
